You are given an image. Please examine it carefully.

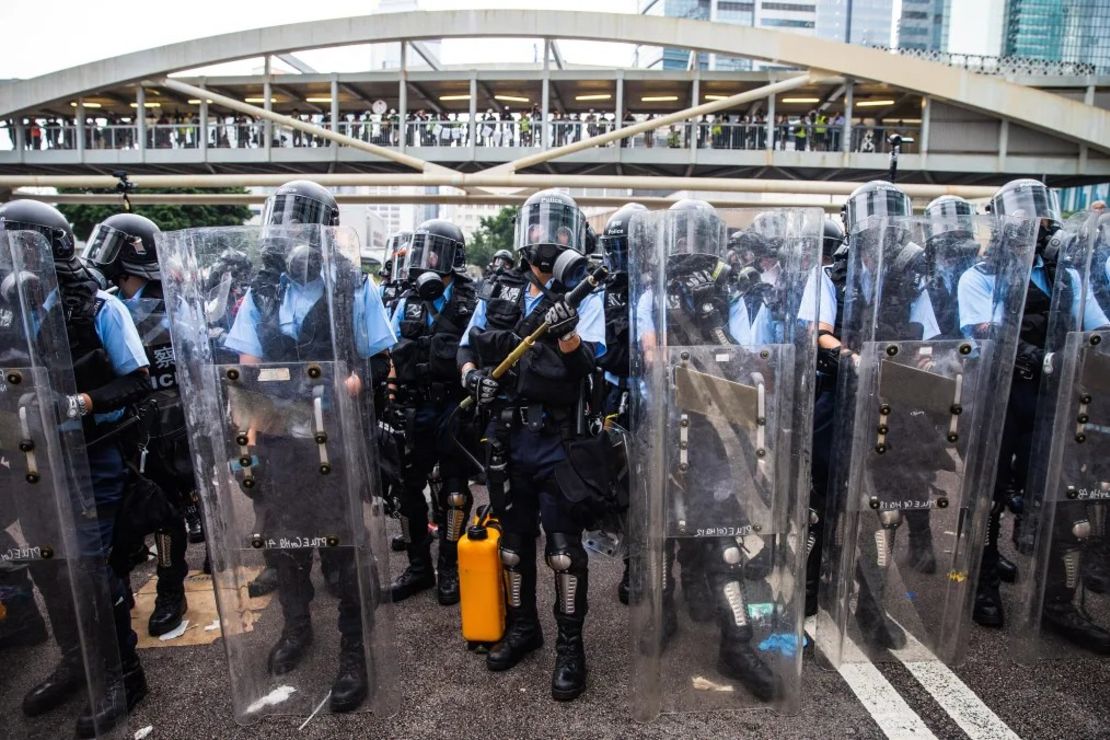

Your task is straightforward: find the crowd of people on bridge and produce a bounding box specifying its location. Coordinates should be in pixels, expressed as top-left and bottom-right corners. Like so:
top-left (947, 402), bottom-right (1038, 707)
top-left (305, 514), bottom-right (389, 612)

top-left (2, 108), bottom-right (916, 155)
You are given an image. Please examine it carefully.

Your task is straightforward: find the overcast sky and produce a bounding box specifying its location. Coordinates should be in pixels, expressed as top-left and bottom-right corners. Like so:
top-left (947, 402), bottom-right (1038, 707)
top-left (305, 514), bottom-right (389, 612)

top-left (0, 0), bottom-right (641, 79)
top-left (0, 0), bottom-right (999, 80)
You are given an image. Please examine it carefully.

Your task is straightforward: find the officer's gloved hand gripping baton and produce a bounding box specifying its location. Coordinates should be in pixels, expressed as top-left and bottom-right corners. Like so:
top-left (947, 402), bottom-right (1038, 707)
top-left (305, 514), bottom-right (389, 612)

top-left (458, 260), bottom-right (609, 411)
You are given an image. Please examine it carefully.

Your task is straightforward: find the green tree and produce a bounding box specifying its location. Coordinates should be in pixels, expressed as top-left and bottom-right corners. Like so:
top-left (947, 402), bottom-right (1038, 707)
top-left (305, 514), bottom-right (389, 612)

top-left (467, 206), bottom-right (519, 267)
top-left (57, 187), bottom-right (254, 239)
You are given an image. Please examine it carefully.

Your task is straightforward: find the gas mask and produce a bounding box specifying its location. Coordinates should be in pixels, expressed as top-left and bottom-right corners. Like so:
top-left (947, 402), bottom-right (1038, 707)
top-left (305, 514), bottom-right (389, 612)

top-left (285, 244), bottom-right (322, 287)
top-left (414, 271), bottom-right (446, 301)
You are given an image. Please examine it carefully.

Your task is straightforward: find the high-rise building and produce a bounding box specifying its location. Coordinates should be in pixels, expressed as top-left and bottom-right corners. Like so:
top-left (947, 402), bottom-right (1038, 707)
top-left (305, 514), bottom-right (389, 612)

top-left (641, 0), bottom-right (818, 71)
top-left (1003, 0), bottom-right (1110, 72)
top-left (897, 0), bottom-right (950, 52)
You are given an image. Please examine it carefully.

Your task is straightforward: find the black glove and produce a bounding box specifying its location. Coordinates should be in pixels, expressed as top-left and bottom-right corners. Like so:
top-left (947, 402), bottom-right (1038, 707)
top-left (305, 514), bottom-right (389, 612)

top-left (464, 368), bottom-right (500, 407)
top-left (544, 300), bottom-right (580, 339)
top-left (1014, 343), bottom-right (1044, 379)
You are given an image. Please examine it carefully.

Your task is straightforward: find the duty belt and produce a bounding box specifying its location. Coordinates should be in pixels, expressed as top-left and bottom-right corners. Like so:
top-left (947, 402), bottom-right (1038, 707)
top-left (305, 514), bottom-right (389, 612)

top-left (503, 402), bottom-right (574, 438)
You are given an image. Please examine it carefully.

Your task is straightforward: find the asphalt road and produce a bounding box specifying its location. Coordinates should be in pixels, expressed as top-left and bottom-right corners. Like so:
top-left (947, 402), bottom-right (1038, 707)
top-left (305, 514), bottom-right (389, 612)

top-left (7, 504), bottom-right (1109, 740)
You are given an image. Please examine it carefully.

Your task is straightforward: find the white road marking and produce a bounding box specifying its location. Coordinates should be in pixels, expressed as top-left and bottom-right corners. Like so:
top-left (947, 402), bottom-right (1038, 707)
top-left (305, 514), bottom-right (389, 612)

top-left (890, 628), bottom-right (1021, 740)
top-left (807, 616), bottom-right (939, 739)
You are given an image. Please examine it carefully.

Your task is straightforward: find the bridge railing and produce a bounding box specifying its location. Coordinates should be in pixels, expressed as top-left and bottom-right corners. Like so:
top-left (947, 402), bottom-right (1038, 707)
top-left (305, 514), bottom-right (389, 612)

top-left (0, 118), bottom-right (920, 155)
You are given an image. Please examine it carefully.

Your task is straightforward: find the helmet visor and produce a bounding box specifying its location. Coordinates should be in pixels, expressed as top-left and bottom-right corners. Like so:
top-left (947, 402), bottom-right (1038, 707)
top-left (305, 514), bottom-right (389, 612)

top-left (82, 223), bottom-right (135, 267)
top-left (845, 188), bottom-right (911, 231)
top-left (516, 200), bottom-right (587, 254)
top-left (261, 193), bottom-right (334, 227)
top-left (669, 210), bottom-right (725, 256)
top-left (405, 232), bottom-right (461, 276)
top-left (0, 219), bottom-right (75, 259)
top-left (991, 182), bottom-right (1060, 223)
top-left (926, 199), bottom-right (974, 240)
top-left (387, 232), bottom-right (412, 263)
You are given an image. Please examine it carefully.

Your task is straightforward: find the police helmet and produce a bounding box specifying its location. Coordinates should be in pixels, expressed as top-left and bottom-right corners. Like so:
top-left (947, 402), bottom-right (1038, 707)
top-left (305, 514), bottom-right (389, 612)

top-left (261, 180), bottom-right (339, 228)
top-left (822, 217), bottom-right (845, 260)
top-left (924, 195), bottom-right (975, 243)
top-left (405, 219), bottom-right (466, 280)
top-left (842, 180), bottom-right (912, 234)
top-left (515, 190), bottom-right (587, 273)
top-left (600, 202), bottom-right (647, 274)
top-left (668, 198), bottom-right (724, 256)
top-left (82, 212), bottom-right (162, 281)
top-left (490, 248), bottom-right (514, 271)
top-left (0, 200), bottom-right (80, 278)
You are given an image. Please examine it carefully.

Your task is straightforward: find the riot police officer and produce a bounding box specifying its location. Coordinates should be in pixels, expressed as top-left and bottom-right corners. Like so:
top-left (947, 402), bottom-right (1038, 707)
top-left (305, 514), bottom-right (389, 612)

top-left (221, 180), bottom-right (396, 710)
top-left (82, 212), bottom-right (199, 637)
top-left (387, 219), bottom-right (478, 605)
top-left (486, 248), bottom-right (515, 277)
top-left (801, 215), bottom-right (845, 614)
top-left (0, 200), bottom-right (151, 736)
top-left (974, 180), bottom-right (1110, 640)
top-left (828, 180), bottom-right (941, 649)
top-left (596, 203), bottom-right (646, 603)
top-left (458, 189), bottom-right (606, 701)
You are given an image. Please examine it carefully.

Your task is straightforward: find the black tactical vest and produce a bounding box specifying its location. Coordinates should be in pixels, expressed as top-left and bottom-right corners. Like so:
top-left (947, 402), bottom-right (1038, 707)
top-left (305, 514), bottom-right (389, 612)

top-left (471, 268), bottom-right (583, 405)
top-left (392, 276), bottom-right (476, 386)
top-left (598, 271), bottom-right (630, 378)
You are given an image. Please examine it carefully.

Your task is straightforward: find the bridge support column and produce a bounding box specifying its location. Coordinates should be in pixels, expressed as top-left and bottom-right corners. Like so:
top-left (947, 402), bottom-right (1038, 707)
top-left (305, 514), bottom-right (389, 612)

top-left (920, 95), bottom-right (930, 156)
top-left (75, 102), bottom-right (85, 157)
top-left (541, 39), bottom-right (551, 150)
top-left (264, 77), bottom-right (273, 158)
top-left (399, 43), bottom-right (408, 153)
top-left (199, 84), bottom-right (208, 157)
top-left (137, 87), bottom-right (147, 158)
top-left (468, 75), bottom-right (477, 156)
top-left (998, 119), bottom-right (1008, 171)
top-left (842, 80), bottom-right (852, 154)
top-left (615, 72), bottom-right (624, 145)
top-left (765, 91), bottom-right (775, 151)
top-left (330, 77), bottom-right (340, 147)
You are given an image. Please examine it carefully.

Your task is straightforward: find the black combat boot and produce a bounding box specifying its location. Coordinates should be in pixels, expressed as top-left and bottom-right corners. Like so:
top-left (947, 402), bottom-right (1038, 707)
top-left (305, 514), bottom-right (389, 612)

top-left (390, 534), bottom-right (408, 552)
top-left (547, 533), bottom-right (589, 701)
top-left (678, 540), bottom-right (714, 623)
top-left (390, 537), bottom-right (436, 602)
top-left (905, 510), bottom-right (937, 574)
top-left (487, 534), bottom-right (543, 671)
top-left (248, 565), bottom-right (279, 598)
top-left (148, 590), bottom-right (188, 637)
top-left (75, 655), bottom-right (148, 738)
top-left (1042, 601), bottom-right (1110, 654)
top-left (973, 502), bottom-right (1005, 628)
top-left (330, 637), bottom-right (369, 712)
top-left (707, 545), bottom-right (776, 702)
top-left (997, 554), bottom-right (1018, 583)
top-left (855, 570), bottom-right (907, 649)
top-left (23, 647), bottom-right (86, 716)
top-left (267, 621), bottom-right (313, 674)
top-left (618, 556), bottom-right (631, 605)
top-left (436, 539), bottom-right (461, 606)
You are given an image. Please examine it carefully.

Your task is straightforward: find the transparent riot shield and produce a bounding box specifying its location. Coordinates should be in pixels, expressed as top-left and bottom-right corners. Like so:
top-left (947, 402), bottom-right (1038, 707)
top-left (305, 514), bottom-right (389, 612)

top-left (628, 207), bottom-right (821, 719)
top-left (816, 214), bottom-right (1035, 667)
top-left (1015, 211), bottom-right (1110, 660)
top-left (0, 231), bottom-right (127, 738)
top-left (158, 225), bottom-right (397, 724)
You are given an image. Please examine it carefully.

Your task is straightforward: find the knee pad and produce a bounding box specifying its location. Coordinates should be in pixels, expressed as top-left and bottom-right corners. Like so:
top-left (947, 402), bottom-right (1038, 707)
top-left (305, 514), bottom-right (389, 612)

top-left (545, 532), bottom-right (587, 616)
top-left (443, 485), bottom-right (472, 544)
top-left (876, 510), bottom-right (903, 568)
top-left (702, 538), bottom-right (743, 574)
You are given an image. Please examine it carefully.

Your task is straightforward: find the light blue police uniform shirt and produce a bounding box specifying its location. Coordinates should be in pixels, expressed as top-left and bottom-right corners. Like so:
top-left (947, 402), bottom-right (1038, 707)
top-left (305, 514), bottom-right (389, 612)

top-left (633, 287), bottom-right (752, 346)
top-left (225, 275), bottom-right (396, 359)
top-left (390, 281), bottom-right (455, 333)
top-left (958, 256), bottom-right (1110, 334)
top-left (43, 289), bottom-right (149, 424)
top-left (459, 279), bottom-right (607, 358)
top-left (749, 266), bottom-right (835, 345)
